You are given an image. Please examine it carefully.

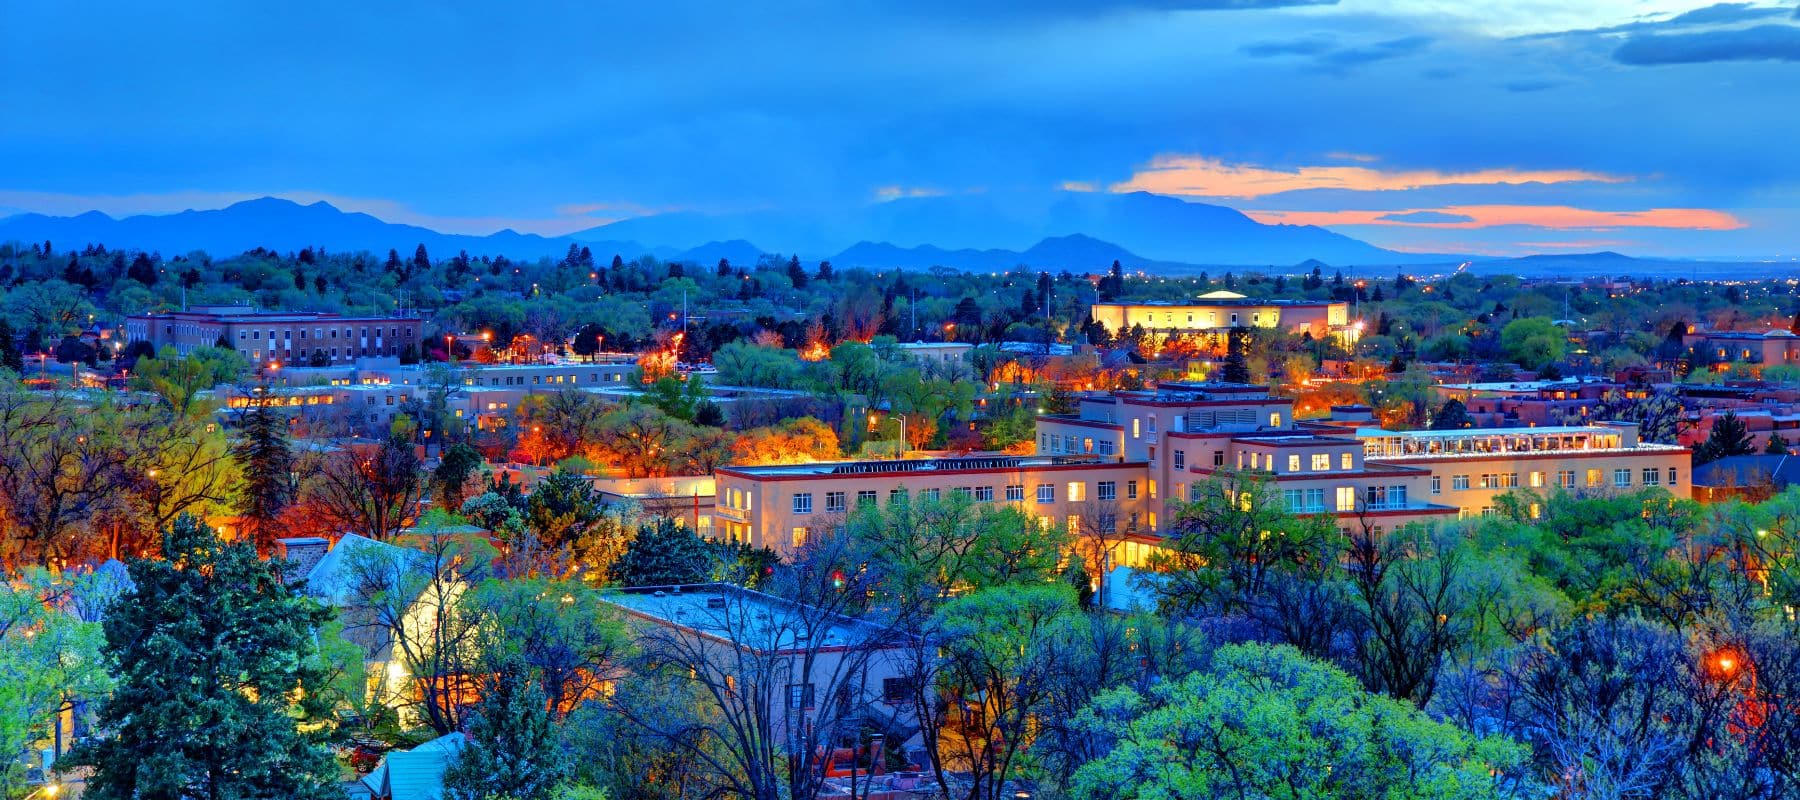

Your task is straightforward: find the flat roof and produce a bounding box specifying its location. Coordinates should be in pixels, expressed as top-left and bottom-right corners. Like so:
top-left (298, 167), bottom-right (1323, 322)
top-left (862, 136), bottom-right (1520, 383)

top-left (1355, 425), bottom-right (1622, 438)
top-left (720, 453), bottom-right (1116, 478)
top-left (603, 584), bottom-right (902, 653)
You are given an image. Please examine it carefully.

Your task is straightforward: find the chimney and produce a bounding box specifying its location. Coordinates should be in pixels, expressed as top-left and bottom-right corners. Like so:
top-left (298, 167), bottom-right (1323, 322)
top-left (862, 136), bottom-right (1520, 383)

top-left (277, 537), bottom-right (330, 582)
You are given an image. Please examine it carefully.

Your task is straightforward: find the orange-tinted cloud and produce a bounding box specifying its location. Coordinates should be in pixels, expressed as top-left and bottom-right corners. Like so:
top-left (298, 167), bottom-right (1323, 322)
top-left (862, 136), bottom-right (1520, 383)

top-left (1245, 204), bottom-right (1746, 230)
top-left (1109, 155), bottom-right (1626, 198)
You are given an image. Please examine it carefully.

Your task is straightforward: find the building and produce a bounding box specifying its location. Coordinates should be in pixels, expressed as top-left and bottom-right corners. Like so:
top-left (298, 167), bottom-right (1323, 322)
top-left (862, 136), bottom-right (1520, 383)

top-left (602, 583), bottom-right (925, 768)
top-left (1354, 423), bottom-right (1691, 517)
top-left (895, 340), bottom-right (974, 365)
top-left (713, 454), bottom-right (1152, 557)
top-left (360, 732), bottom-right (466, 800)
top-left (124, 304), bottom-right (422, 365)
top-left (594, 475), bottom-right (717, 535)
top-left (1683, 328), bottom-right (1800, 368)
top-left (1692, 454), bottom-right (1800, 503)
top-left (1088, 291), bottom-right (1349, 340)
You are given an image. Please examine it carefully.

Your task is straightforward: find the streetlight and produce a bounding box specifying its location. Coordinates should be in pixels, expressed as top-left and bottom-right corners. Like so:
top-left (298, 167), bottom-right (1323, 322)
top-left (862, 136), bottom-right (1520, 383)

top-left (24, 783), bottom-right (59, 800)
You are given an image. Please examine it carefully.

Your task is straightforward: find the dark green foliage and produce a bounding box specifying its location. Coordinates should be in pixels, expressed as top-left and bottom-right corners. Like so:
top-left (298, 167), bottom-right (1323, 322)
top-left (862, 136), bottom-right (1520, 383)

top-left (1695, 410), bottom-right (1756, 465)
top-left (233, 392), bottom-right (294, 549)
top-left (611, 517), bottom-right (714, 586)
top-left (1768, 433), bottom-right (1791, 456)
top-left (443, 668), bottom-right (566, 800)
top-left (0, 318), bottom-right (21, 373)
top-left (434, 441), bottom-right (485, 510)
top-left (1221, 328), bottom-right (1251, 384)
top-left (526, 468), bottom-right (607, 549)
top-left (63, 515), bottom-right (340, 800)
top-left (693, 399), bottom-right (726, 427)
top-left (1429, 398), bottom-right (1472, 430)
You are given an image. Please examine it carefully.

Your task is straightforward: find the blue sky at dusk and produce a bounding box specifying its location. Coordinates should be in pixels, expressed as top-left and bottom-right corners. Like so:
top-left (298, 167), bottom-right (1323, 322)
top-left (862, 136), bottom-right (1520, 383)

top-left (3, 0), bottom-right (1799, 258)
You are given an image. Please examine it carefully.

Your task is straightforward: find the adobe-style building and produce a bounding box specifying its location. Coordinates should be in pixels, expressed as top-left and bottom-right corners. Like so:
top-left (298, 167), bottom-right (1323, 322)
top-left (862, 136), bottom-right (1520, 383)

top-left (1088, 291), bottom-right (1350, 341)
top-left (124, 304), bottom-right (422, 365)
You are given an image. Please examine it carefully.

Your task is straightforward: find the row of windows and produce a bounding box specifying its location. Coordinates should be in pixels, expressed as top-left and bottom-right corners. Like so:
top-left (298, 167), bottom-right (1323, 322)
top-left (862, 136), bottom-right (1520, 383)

top-left (787, 480), bottom-right (1140, 515)
top-left (1040, 433), bottom-right (1118, 456)
top-left (467, 372), bottom-right (628, 387)
top-left (238, 326), bottom-right (413, 341)
top-left (1439, 466), bottom-right (1679, 493)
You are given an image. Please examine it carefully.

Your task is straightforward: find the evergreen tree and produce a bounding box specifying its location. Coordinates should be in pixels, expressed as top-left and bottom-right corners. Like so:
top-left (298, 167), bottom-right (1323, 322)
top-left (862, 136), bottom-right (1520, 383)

top-left (412, 243), bottom-right (432, 273)
top-left (434, 442), bottom-right (485, 511)
top-left (0, 318), bottom-right (21, 373)
top-left (233, 392), bottom-right (294, 548)
top-left (717, 257), bottom-right (732, 277)
top-left (786, 255), bottom-right (809, 288)
top-left (1696, 411), bottom-right (1756, 465)
top-left (694, 399), bottom-right (727, 428)
top-left (385, 248), bottom-right (403, 274)
top-left (442, 667), bottom-right (566, 800)
top-left (1429, 398), bottom-right (1472, 430)
top-left (612, 517), bottom-right (716, 586)
top-left (1221, 328), bottom-right (1251, 384)
top-left (64, 516), bottom-right (339, 800)
top-left (815, 260), bottom-right (834, 282)
top-left (1767, 433), bottom-right (1791, 456)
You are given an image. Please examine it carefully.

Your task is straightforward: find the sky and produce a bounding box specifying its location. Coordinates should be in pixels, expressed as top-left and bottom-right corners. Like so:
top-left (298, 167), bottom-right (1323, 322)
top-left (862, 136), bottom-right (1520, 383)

top-left (2, 0), bottom-right (1799, 258)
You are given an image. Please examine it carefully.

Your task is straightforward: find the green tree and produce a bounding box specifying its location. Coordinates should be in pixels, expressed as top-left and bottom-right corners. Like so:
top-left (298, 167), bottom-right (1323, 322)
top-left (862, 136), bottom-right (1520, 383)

top-left (434, 441), bottom-right (485, 511)
top-left (0, 572), bottom-right (111, 796)
top-left (63, 516), bottom-right (340, 800)
top-left (1498, 317), bottom-right (1566, 371)
top-left (1429, 397), bottom-right (1473, 430)
top-left (1695, 410), bottom-right (1755, 465)
top-left (0, 317), bottom-right (22, 373)
top-left (233, 389), bottom-right (294, 546)
top-left (129, 345), bottom-right (249, 417)
top-left (611, 517), bottom-right (716, 586)
top-left (1768, 433), bottom-right (1792, 456)
top-left (1069, 643), bottom-right (1525, 800)
top-left (443, 667), bottom-right (567, 800)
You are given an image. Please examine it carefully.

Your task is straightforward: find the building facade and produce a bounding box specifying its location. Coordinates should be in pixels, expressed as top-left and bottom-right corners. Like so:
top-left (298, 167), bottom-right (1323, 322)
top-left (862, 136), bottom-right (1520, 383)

top-left (1088, 291), bottom-right (1349, 340)
top-left (124, 304), bottom-right (422, 365)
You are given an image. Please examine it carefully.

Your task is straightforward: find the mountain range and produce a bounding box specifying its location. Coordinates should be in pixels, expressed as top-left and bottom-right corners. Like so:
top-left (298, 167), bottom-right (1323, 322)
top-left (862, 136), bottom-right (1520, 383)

top-left (0, 192), bottom-right (1454, 272)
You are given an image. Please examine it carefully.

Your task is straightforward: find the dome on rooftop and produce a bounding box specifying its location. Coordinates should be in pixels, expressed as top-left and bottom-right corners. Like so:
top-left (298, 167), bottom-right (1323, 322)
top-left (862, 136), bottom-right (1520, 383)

top-left (1197, 290), bottom-right (1247, 300)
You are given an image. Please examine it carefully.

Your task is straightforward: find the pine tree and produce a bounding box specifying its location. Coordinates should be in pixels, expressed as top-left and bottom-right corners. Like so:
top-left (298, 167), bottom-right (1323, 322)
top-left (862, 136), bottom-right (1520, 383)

top-left (1221, 328), bottom-right (1251, 384)
top-left (786, 255), bottom-right (809, 288)
top-left (1767, 434), bottom-right (1791, 456)
top-left (717, 257), bottom-right (733, 277)
top-left (413, 243), bottom-right (432, 273)
top-left (64, 516), bottom-right (340, 800)
top-left (816, 260), bottom-right (834, 282)
top-left (386, 248), bottom-right (403, 274)
top-left (442, 667), bottom-right (566, 800)
top-left (233, 392), bottom-right (294, 548)
top-left (0, 318), bottom-right (21, 373)
top-left (1696, 410), bottom-right (1756, 465)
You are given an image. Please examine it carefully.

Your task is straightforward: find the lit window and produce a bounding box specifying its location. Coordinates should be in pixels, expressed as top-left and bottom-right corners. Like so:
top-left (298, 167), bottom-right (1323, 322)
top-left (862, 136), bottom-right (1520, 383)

top-left (1068, 482), bottom-right (1087, 502)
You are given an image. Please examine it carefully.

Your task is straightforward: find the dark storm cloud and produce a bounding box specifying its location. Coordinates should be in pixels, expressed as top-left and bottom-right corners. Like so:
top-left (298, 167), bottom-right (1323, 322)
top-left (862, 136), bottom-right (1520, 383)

top-left (1614, 23), bottom-right (1800, 64)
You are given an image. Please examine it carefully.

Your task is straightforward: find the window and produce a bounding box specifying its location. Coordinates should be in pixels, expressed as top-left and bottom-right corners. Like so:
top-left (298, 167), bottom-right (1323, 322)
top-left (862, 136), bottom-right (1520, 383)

top-left (1642, 468), bottom-right (1660, 486)
top-left (856, 490), bottom-right (878, 507)
top-left (1287, 455), bottom-right (1300, 473)
top-left (919, 488), bottom-right (940, 501)
top-left (1097, 440), bottom-right (1116, 456)
top-left (1560, 470), bottom-right (1577, 489)
top-left (1005, 484), bottom-right (1025, 502)
top-left (1082, 437), bottom-right (1094, 454)
top-left (792, 493), bottom-right (814, 514)
top-left (1097, 481), bottom-right (1117, 501)
top-left (951, 487), bottom-right (971, 499)
top-left (1336, 486), bottom-right (1356, 512)
top-left (889, 488), bottom-right (907, 503)
top-left (1132, 419), bottom-right (1141, 439)
top-left (791, 527), bottom-right (809, 549)
top-left (1587, 469), bottom-right (1603, 488)
top-left (974, 485), bottom-right (994, 502)
top-left (1341, 452), bottom-right (1353, 470)
top-left (1452, 475), bottom-right (1470, 490)
top-left (1529, 471), bottom-right (1545, 488)
top-left (1174, 450), bottom-right (1186, 469)
top-left (1669, 467), bottom-right (1679, 485)
top-left (1365, 485), bottom-right (1407, 509)
top-left (1127, 480), bottom-right (1138, 500)
top-left (1312, 453), bottom-right (1330, 471)
top-left (1269, 412), bottom-right (1281, 427)
top-left (825, 491), bottom-right (846, 513)
top-left (788, 683), bottom-right (816, 710)
top-left (883, 676), bottom-right (918, 705)
top-left (1068, 482), bottom-right (1087, 502)
top-left (1063, 435), bottom-right (1077, 454)
top-left (1613, 469), bottom-right (1631, 488)
top-left (1431, 476), bottom-right (1441, 495)
top-left (1214, 451), bottom-right (1225, 466)
top-left (1037, 484), bottom-right (1055, 504)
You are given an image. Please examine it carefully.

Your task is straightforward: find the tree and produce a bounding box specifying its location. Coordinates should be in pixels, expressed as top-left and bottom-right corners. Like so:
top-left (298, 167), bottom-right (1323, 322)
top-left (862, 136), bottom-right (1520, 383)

top-left (1221, 328), bottom-right (1251, 384)
top-left (0, 571), bottom-right (110, 797)
top-left (731, 417), bottom-right (841, 465)
top-left (1498, 317), bottom-right (1566, 371)
top-left (1430, 398), bottom-right (1473, 430)
top-left (129, 345), bottom-right (249, 417)
top-left (1769, 433), bottom-right (1792, 456)
top-left (443, 667), bottom-right (567, 800)
top-left (786, 254), bottom-right (809, 288)
top-left (693, 399), bottom-right (727, 427)
top-left (1695, 410), bottom-right (1756, 465)
top-left (234, 389), bottom-right (295, 547)
top-left (305, 434), bottom-right (424, 540)
top-left (611, 517), bottom-right (717, 586)
top-left (63, 516), bottom-right (341, 800)
top-left (1069, 643), bottom-right (1525, 800)
top-left (0, 318), bottom-right (21, 373)
top-left (1565, 389), bottom-right (1685, 444)
top-left (434, 442), bottom-right (484, 511)
top-left (525, 468), bottom-right (608, 552)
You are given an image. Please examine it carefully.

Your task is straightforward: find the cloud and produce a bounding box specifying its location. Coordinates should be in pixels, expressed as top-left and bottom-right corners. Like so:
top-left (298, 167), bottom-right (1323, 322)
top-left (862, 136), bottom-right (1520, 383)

top-left (1246, 204), bottom-right (1748, 230)
top-left (1316, 35), bottom-right (1433, 69)
top-left (1502, 78), bottom-right (1564, 92)
top-left (1377, 210), bottom-right (1476, 223)
top-left (1242, 35), bottom-right (1336, 56)
top-left (1108, 156), bottom-right (1626, 198)
top-left (1059, 180), bottom-right (1099, 192)
top-left (1614, 23), bottom-right (1800, 64)
top-left (873, 186), bottom-right (948, 202)
top-left (1665, 2), bottom-right (1787, 26)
